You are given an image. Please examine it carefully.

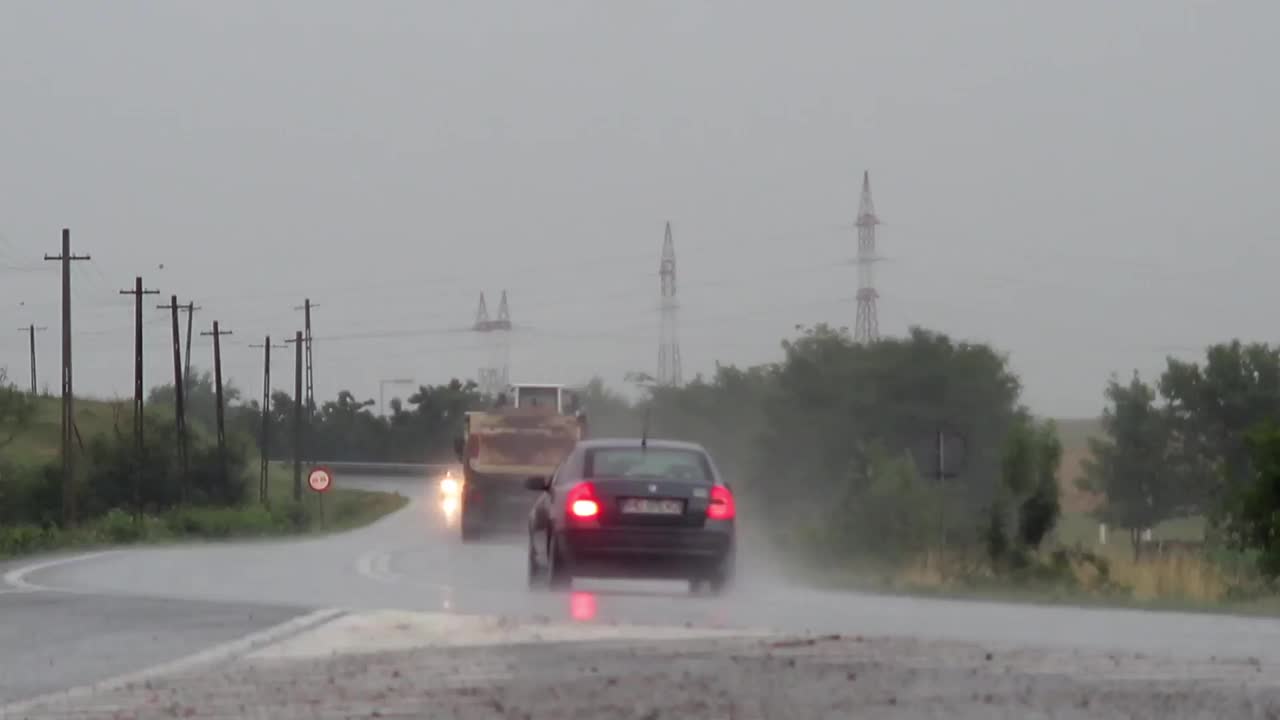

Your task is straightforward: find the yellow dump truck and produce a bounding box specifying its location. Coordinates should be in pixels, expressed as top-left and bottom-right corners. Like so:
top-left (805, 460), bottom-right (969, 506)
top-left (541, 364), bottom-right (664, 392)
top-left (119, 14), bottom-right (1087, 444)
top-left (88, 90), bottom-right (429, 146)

top-left (452, 383), bottom-right (587, 541)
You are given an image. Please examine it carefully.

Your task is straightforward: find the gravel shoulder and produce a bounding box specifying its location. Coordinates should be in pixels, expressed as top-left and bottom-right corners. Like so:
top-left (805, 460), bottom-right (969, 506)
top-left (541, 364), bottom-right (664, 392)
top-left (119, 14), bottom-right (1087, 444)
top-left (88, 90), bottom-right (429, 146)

top-left (15, 630), bottom-right (1280, 719)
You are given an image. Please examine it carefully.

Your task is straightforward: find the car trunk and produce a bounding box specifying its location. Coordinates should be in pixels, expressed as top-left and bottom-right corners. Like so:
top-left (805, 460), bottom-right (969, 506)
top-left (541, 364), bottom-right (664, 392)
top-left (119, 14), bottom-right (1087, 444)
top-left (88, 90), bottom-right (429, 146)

top-left (584, 476), bottom-right (712, 529)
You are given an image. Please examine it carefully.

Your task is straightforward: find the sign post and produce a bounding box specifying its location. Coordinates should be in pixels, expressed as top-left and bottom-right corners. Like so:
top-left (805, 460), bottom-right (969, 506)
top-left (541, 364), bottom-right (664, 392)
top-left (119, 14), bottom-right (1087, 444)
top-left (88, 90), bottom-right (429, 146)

top-left (307, 466), bottom-right (332, 529)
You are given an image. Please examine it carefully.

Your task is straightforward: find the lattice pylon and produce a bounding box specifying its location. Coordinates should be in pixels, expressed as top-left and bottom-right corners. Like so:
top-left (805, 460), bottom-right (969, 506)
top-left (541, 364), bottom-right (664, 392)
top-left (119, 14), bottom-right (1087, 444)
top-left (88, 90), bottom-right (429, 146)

top-left (854, 171), bottom-right (881, 344)
top-left (658, 222), bottom-right (683, 386)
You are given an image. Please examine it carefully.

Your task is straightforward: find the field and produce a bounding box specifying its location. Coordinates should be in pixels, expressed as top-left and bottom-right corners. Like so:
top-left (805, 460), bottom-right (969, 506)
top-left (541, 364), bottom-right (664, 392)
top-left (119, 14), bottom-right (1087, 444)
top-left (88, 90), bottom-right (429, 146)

top-left (2, 394), bottom-right (123, 467)
top-left (0, 394), bottom-right (408, 559)
top-left (1046, 416), bottom-right (1104, 514)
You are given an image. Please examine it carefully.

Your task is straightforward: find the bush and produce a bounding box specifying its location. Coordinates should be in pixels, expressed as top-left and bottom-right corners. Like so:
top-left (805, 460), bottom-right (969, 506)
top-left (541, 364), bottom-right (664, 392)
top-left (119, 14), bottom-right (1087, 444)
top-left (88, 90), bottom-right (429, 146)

top-left (97, 508), bottom-right (146, 544)
top-left (0, 524), bottom-right (58, 556)
top-left (164, 505), bottom-right (279, 539)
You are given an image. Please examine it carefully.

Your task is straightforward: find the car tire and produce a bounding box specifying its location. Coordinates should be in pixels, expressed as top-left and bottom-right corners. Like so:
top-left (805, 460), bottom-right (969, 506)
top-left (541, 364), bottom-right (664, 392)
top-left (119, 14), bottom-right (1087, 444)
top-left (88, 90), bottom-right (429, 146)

top-left (547, 535), bottom-right (572, 591)
top-left (527, 537), bottom-right (546, 590)
top-left (704, 554), bottom-right (736, 596)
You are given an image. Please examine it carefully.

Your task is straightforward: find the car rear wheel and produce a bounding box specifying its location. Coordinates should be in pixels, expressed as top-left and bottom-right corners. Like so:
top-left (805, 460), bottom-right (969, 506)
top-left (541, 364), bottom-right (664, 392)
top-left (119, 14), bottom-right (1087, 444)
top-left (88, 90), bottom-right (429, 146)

top-left (697, 554), bottom-right (735, 596)
top-left (546, 535), bottom-right (572, 591)
top-left (527, 537), bottom-right (546, 590)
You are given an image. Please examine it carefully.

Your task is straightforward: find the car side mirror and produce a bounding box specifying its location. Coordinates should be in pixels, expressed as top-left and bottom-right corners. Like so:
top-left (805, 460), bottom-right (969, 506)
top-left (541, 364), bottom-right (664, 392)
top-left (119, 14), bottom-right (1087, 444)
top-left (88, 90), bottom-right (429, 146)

top-left (524, 475), bottom-right (549, 491)
top-left (452, 437), bottom-right (465, 460)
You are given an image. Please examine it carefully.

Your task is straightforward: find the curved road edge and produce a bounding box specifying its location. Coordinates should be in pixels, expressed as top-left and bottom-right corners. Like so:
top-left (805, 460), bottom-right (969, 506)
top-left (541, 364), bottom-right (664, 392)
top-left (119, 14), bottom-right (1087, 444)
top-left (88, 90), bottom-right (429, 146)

top-left (0, 551), bottom-right (340, 710)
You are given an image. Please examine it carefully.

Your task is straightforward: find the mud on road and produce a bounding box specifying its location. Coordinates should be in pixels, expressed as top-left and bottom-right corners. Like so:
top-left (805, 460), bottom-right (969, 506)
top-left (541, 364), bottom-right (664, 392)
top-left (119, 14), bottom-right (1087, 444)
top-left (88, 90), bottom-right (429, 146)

top-left (15, 631), bottom-right (1280, 719)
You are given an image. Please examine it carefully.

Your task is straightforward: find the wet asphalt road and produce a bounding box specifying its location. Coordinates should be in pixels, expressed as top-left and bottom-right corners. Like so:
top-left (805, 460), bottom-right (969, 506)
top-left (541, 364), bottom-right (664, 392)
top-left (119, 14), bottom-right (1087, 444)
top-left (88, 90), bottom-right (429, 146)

top-left (6, 473), bottom-right (1280, 708)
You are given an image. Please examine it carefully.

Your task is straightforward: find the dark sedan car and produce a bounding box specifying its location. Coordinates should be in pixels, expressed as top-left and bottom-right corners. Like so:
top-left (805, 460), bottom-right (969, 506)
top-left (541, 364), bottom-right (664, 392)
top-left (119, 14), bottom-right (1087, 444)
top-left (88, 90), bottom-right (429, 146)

top-left (524, 438), bottom-right (736, 594)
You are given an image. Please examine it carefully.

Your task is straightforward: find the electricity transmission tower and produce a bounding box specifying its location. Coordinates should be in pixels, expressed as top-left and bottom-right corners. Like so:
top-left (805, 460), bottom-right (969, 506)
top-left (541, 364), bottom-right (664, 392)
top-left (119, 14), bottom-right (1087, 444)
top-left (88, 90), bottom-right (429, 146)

top-left (658, 221), bottom-right (682, 386)
top-left (472, 291), bottom-right (511, 395)
top-left (853, 170), bottom-right (882, 344)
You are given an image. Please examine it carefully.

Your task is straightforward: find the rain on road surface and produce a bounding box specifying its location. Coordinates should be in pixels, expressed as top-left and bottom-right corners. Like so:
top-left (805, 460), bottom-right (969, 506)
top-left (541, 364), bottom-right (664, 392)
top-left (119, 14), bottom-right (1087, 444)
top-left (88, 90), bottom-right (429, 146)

top-left (5, 473), bottom-right (1280, 718)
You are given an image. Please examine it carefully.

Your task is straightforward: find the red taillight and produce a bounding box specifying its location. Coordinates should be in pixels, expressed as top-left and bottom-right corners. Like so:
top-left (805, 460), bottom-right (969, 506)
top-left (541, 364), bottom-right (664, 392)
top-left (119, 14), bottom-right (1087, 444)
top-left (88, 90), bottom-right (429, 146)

top-left (707, 484), bottom-right (735, 520)
top-left (567, 482), bottom-right (599, 518)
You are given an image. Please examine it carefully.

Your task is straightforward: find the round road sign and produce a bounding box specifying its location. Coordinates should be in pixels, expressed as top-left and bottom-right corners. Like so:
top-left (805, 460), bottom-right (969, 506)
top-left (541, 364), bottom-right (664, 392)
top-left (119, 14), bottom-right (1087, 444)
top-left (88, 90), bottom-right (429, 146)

top-left (307, 466), bottom-right (333, 493)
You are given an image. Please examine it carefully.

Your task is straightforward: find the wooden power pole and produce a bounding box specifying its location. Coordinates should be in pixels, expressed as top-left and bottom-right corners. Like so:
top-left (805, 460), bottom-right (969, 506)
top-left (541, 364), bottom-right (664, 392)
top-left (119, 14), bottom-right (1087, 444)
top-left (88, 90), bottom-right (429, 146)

top-left (157, 295), bottom-right (189, 503)
top-left (249, 336), bottom-right (289, 507)
top-left (201, 321), bottom-right (233, 490)
top-left (294, 299), bottom-right (317, 416)
top-left (180, 302), bottom-right (200, 396)
top-left (43, 228), bottom-right (89, 527)
top-left (286, 331), bottom-right (304, 502)
top-left (119, 277), bottom-right (159, 520)
top-left (18, 324), bottom-right (47, 395)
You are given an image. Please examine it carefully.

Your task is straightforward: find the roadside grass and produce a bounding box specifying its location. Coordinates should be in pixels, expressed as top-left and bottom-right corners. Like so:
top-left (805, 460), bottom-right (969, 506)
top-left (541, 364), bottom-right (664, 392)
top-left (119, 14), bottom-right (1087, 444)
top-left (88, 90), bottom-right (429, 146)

top-left (0, 459), bottom-right (408, 560)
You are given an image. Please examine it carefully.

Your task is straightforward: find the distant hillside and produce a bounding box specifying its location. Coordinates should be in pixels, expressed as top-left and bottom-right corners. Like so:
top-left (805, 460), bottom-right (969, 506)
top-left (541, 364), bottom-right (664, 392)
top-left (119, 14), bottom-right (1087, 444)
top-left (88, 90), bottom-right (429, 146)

top-left (1, 395), bottom-right (126, 467)
top-left (1049, 417), bottom-right (1103, 514)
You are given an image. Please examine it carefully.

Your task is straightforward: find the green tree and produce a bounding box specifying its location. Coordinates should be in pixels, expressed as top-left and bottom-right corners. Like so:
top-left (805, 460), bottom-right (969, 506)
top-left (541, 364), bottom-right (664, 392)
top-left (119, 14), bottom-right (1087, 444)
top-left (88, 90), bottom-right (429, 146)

top-left (995, 414), bottom-right (1062, 560)
top-left (147, 370), bottom-right (248, 437)
top-left (1227, 422), bottom-right (1280, 579)
top-left (1159, 341), bottom-right (1280, 518)
top-left (574, 377), bottom-right (637, 437)
top-left (752, 325), bottom-right (1022, 530)
top-left (1080, 372), bottom-right (1180, 558)
top-left (0, 368), bottom-right (36, 455)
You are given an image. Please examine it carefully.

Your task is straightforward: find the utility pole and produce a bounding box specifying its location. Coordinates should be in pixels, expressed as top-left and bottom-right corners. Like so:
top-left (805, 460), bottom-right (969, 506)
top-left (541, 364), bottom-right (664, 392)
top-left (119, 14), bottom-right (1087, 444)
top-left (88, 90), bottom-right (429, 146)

top-left (249, 337), bottom-right (288, 507)
top-left (157, 295), bottom-right (189, 503)
top-left (286, 331), bottom-right (304, 502)
top-left (929, 426), bottom-right (965, 547)
top-left (201, 321), bottom-right (233, 490)
top-left (43, 228), bottom-right (90, 527)
top-left (293, 299), bottom-right (317, 415)
top-left (180, 303), bottom-right (200, 396)
top-left (119, 277), bottom-right (159, 520)
top-left (17, 325), bottom-right (47, 395)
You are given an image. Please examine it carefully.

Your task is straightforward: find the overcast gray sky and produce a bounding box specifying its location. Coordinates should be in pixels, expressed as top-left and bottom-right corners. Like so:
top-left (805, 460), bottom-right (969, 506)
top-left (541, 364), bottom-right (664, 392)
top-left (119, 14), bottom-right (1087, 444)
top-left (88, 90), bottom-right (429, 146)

top-left (2, 1), bottom-right (1277, 417)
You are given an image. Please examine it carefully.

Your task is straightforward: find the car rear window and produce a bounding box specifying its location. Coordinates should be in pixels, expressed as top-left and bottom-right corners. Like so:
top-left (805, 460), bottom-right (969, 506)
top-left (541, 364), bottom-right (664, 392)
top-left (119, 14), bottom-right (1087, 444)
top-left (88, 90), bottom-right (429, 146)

top-left (585, 447), bottom-right (712, 484)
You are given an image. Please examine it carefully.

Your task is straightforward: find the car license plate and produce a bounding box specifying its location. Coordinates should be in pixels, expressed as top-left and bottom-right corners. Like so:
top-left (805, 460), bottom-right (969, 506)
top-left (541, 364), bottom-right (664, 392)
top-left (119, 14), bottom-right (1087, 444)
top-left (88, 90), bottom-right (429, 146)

top-left (620, 498), bottom-right (684, 515)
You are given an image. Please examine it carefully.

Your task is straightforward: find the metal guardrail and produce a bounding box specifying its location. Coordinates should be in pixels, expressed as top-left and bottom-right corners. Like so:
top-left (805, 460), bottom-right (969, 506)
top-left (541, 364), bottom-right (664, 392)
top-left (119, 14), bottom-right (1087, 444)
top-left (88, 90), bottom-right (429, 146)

top-left (267, 460), bottom-right (456, 477)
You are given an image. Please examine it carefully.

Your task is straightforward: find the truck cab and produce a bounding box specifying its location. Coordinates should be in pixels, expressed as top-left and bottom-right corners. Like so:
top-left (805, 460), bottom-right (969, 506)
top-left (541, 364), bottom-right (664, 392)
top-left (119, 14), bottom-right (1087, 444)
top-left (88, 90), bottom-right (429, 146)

top-left (498, 383), bottom-right (581, 415)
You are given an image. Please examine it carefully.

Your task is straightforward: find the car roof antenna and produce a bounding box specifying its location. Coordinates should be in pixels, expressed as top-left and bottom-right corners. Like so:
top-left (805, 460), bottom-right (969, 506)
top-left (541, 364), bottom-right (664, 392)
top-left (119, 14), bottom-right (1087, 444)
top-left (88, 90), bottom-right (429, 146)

top-left (641, 407), bottom-right (650, 450)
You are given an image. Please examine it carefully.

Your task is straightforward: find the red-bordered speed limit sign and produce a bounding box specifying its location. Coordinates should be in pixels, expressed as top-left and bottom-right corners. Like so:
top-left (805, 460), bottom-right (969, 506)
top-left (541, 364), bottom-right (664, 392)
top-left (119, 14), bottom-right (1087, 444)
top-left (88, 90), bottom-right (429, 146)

top-left (307, 466), bottom-right (333, 493)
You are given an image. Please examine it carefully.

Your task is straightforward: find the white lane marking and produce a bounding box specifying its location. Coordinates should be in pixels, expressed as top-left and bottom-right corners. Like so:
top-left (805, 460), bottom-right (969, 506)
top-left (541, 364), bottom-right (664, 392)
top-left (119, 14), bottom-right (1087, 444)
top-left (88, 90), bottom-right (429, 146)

top-left (246, 608), bottom-right (773, 661)
top-left (354, 547), bottom-right (397, 583)
top-left (2, 551), bottom-right (118, 592)
top-left (0, 607), bottom-right (345, 717)
top-left (354, 546), bottom-right (453, 593)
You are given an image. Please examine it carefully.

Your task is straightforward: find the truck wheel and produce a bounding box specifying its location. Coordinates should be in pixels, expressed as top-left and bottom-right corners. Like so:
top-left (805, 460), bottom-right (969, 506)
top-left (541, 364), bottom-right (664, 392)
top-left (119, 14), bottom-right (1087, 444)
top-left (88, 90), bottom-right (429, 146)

top-left (460, 514), bottom-right (483, 543)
